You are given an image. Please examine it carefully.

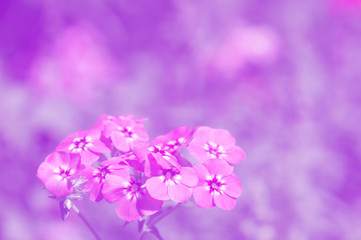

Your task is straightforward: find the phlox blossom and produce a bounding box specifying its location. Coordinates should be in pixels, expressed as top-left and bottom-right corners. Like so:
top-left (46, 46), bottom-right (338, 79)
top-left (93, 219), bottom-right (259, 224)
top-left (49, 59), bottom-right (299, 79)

top-left (103, 172), bottom-right (163, 222)
top-left (152, 126), bottom-right (192, 154)
top-left (56, 129), bottom-right (110, 166)
top-left (37, 152), bottom-right (82, 197)
top-left (104, 118), bottom-right (149, 152)
top-left (145, 154), bottom-right (198, 203)
top-left (188, 126), bottom-right (246, 164)
top-left (81, 157), bottom-right (130, 202)
top-left (193, 160), bottom-right (242, 210)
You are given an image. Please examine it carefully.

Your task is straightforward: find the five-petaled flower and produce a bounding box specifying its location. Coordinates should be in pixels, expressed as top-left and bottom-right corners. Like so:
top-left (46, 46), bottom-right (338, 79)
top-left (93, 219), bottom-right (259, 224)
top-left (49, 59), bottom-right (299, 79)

top-left (188, 126), bottom-right (246, 164)
top-left (37, 151), bottom-right (82, 197)
top-left (193, 159), bottom-right (242, 210)
top-left (56, 129), bottom-right (110, 166)
top-left (103, 171), bottom-right (163, 222)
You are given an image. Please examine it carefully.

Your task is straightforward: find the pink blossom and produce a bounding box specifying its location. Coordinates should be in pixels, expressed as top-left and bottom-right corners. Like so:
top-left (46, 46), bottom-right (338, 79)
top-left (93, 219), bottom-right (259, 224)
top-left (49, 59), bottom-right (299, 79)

top-left (93, 114), bottom-right (147, 131)
top-left (104, 118), bottom-right (149, 152)
top-left (37, 152), bottom-right (82, 197)
top-left (56, 129), bottom-right (110, 166)
top-left (103, 173), bottom-right (163, 222)
top-left (81, 157), bottom-right (130, 202)
top-left (152, 126), bottom-right (192, 153)
top-left (188, 126), bottom-right (246, 164)
top-left (145, 159), bottom-right (198, 202)
top-left (193, 160), bottom-right (242, 210)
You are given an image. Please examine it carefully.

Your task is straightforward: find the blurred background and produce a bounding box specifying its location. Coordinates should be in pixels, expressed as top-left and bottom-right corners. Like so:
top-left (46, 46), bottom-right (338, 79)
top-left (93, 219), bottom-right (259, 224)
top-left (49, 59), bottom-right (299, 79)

top-left (1, 0), bottom-right (361, 239)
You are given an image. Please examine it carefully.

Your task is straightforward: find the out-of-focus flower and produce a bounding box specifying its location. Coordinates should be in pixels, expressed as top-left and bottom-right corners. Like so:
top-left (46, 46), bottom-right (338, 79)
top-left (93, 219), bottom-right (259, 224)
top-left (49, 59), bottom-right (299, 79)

top-left (188, 126), bottom-right (246, 164)
top-left (103, 173), bottom-right (163, 222)
top-left (151, 126), bottom-right (192, 154)
top-left (37, 151), bottom-right (82, 197)
top-left (193, 160), bottom-right (242, 210)
top-left (56, 129), bottom-right (110, 166)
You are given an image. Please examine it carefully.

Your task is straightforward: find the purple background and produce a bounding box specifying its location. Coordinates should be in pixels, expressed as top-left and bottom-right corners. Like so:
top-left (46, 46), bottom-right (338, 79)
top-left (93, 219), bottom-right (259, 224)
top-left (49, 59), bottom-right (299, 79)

top-left (1, 0), bottom-right (361, 239)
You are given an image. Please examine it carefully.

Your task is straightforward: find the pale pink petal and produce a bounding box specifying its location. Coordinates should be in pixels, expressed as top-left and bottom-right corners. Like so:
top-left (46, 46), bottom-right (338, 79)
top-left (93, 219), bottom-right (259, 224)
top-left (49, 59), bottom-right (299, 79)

top-left (45, 175), bottom-right (72, 197)
top-left (133, 125), bottom-right (149, 141)
top-left (37, 161), bottom-right (56, 184)
top-left (146, 177), bottom-right (169, 200)
top-left (115, 196), bottom-right (142, 222)
top-left (168, 183), bottom-right (192, 202)
top-left (79, 150), bottom-right (99, 166)
top-left (89, 182), bottom-right (103, 202)
top-left (223, 173), bottom-right (242, 198)
top-left (179, 167), bottom-right (198, 187)
top-left (103, 122), bottom-right (118, 138)
top-left (65, 153), bottom-right (81, 170)
top-left (137, 191), bottom-right (163, 216)
top-left (45, 151), bottom-right (64, 167)
top-left (224, 146), bottom-right (246, 164)
top-left (212, 129), bottom-right (235, 149)
top-left (203, 159), bottom-right (234, 176)
top-left (103, 174), bottom-right (130, 203)
top-left (187, 141), bottom-right (209, 163)
top-left (213, 194), bottom-right (237, 210)
top-left (111, 131), bottom-right (130, 152)
top-left (144, 154), bottom-right (162, 177)
top-left (193, 164), bottom-right (209, 182)
top-left (89, 139), bottom-right (111, 153)
top-left (193, 186), bottom-right (214, 209)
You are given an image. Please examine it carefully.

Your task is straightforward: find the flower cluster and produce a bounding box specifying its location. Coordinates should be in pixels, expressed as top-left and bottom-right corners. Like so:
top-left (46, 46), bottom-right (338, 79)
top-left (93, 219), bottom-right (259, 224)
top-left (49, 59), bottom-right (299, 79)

top-left (37, 114), bottom-right (246, 222)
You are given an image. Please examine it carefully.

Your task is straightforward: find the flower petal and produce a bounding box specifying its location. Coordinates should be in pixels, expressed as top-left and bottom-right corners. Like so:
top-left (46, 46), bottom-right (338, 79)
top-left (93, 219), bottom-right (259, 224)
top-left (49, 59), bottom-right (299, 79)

top-left (223, 173), bottom-right (242, 198)
top-left (79, 150), bottom-right (99, 166)
top-left (103, 174), bottom-right (130, 203)
top-left (213, 193), bottom-right (237, 210)
top-left (45, 175), bottom-right (72, 197)
top-left (111, 132), bottom-right (130, 152)
top-left (115, 196), bottom-right (142, 222)
top-left (212, 129), bottom-right (235, 149)
top-left (137, 191), bottom-right (163, 216)
top-left (180, 167), bottom-right (198, 187)
top-left (146, 177), bottom-right (169, 200)
top-left (224, 146), bottom-right (246, 164)
top-left (168, 183), bottom-right (192, 202)
top-left (193, 185), bottom-right (214, 209)
top-left (203, 159), bottom-right (234, 176)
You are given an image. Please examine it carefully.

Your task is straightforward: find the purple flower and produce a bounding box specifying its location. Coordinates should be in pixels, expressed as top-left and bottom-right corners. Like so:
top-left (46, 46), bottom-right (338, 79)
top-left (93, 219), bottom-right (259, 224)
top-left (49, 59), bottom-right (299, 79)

top-left (37, 152), bottom-right (82, 197)
top-left (81, 157), bottom-right (130, 202)
top-left (104, 118), bottom-right (149, 152)
top-left (193, 160), bottom-right (242, 210)
top-left (145, 163), bottom-right (198, 203)
top-left (152, 126), bottom-right (192, 154)
top-left (56, 129), bottom-right (111, 166)
top-left (188, 126), bottom-right (246, 164)
top-left (103, 173), bottom-right (163, 222)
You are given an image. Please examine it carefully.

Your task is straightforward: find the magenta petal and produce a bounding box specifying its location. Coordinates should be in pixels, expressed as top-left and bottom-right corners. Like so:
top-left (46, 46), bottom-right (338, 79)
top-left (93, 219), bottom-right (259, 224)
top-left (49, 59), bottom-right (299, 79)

top-left (180, 167), bottom-right (198, 187)
top-left (224, 146), bottom-right (246, 164)
top-left (146, 177), bottom-right (169, 200)
top-left (37, 161), bottom-right (56, 184)
top-left (89, 182), bottom-right (103, 202)
top-left (193, 186), bottom-right (214, 209)
top-left (45, 175), bottom-right (72, 197)
top-left (111, 132), bottom-right (130, 152)
top-left (214, 194), bottom-right (237, 210)
top-left (168, 183), bottom-right (192, 202)
top-left (137, 191), bottom-right (163, 216)
top-left (79, 150), bottom-right (99, 166)
top-left (133, 125), bottom-right (149, 141)
top-left (203, 159), bottom-right (234, 176)
top-left (223, 173), bottom-right (242, 198)
top-left (212, 129), bottom-right (235, 149)
top-left (115, 196), bottom-right (142, 222)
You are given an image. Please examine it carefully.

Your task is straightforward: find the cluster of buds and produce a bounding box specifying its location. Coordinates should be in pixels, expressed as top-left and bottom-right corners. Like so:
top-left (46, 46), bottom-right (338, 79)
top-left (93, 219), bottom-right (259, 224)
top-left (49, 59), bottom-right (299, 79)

top-left (37, 114), bottom-right (246, 222)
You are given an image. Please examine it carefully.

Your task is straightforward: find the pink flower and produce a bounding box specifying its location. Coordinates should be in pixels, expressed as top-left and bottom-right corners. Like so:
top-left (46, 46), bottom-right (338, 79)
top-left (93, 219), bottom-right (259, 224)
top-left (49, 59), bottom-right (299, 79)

top-left (188, 126), bottom-right (246, 164)
top-left (93, 114), bottom-right (147, 131)
top-left (103, 172), bottom-right (163, 222)
top-left (81, 157), bottom-right (130, 202)
top-left (37, 152), bottom-right (82, 197)
top-left (152, 126), bottom-right (192, 154)
top-left (145, 158), bottom-right (198, 202)
top-left (104, 118), bottom-right (149, 152)
top-left (56, 129), bottom-right (110, 166)
top-left (193, 160), bottom-right (242, 210)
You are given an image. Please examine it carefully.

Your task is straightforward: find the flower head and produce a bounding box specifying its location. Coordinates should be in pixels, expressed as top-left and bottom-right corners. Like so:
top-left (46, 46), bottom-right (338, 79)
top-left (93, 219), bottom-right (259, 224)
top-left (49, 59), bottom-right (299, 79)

top-left (193, 160), bottom-right (242, 210)
top-left (188, 126), bottom-right (246, 164)
top-left (37, 151), bottom-right (82, 197)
